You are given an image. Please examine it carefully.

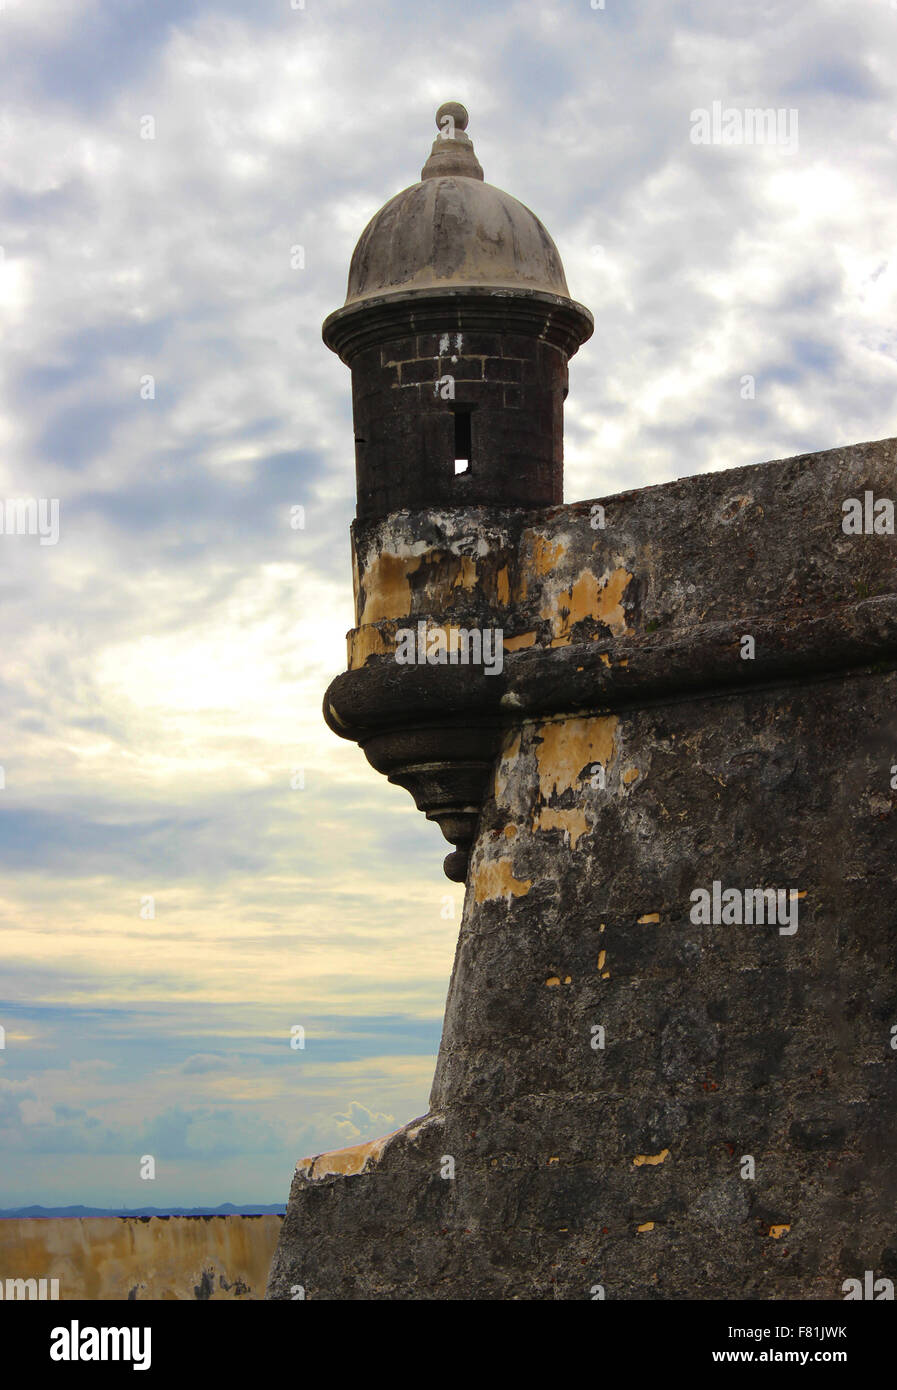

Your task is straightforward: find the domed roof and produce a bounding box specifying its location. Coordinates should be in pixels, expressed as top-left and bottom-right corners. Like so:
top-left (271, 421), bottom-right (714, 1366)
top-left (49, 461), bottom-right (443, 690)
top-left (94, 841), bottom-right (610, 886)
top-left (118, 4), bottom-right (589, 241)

top-left (342, 103), bottom-right (572, 307)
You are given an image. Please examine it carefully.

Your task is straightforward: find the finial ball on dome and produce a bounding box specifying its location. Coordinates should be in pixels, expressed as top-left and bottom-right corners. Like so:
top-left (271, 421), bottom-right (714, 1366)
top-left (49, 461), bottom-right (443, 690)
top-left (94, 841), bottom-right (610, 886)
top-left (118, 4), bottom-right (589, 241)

top-left (435, 101), bottom-right (469, 133)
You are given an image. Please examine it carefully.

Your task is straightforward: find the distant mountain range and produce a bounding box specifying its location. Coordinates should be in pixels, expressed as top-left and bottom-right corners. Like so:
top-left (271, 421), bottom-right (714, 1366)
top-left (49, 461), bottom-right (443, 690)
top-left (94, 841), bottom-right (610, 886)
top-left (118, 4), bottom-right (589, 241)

top-left (0, 1203), bottom-right (286, 1218)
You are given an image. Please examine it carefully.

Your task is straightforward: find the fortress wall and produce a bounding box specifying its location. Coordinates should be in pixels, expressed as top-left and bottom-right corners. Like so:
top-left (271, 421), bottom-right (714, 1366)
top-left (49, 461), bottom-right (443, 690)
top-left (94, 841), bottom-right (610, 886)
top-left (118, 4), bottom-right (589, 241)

top-left (269, 437), bottom-right (897, 1299)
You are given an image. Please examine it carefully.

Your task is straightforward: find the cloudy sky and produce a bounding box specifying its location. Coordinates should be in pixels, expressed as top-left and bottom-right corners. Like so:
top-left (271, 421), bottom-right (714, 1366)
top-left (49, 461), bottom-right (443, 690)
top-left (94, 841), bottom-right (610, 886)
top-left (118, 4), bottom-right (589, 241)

top-left (1, 0), bottom-right (895, 1208)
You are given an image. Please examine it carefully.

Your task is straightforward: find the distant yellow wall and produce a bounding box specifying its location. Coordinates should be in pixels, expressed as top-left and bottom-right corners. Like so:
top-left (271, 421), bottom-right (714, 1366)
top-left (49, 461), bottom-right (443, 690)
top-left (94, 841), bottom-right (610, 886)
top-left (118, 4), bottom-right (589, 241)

top-left (0, 1216), bottom-right (282, 1300)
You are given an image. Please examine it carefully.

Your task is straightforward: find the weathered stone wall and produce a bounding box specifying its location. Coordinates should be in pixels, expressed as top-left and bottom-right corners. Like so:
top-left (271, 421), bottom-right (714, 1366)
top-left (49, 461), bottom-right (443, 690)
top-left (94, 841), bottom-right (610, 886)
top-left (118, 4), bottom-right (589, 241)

top-left (270, 437), bottom-right (897, 1299)
top-left (0, 1216), bottom-right (282, 1301)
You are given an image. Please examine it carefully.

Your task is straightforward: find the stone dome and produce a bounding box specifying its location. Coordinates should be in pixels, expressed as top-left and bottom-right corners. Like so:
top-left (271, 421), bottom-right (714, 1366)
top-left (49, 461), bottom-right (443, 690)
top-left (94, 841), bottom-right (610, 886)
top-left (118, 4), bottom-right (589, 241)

top-left (342, 103), bottom-right (572, 307)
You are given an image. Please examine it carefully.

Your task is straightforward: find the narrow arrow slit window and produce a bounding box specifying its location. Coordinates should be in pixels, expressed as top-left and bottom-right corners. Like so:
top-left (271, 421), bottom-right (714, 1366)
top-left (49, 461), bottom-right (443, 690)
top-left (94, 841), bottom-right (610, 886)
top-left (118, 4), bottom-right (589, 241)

top-left (454, 407), bottom-right (472, 475)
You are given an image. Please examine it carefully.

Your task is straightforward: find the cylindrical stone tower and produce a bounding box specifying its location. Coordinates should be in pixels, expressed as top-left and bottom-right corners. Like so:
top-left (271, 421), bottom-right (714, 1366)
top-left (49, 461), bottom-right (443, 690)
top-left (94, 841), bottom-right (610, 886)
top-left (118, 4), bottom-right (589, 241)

top-left (322, 104), bottom-right (593, 880)
top-left (322, 102), bottom-right (593, 519)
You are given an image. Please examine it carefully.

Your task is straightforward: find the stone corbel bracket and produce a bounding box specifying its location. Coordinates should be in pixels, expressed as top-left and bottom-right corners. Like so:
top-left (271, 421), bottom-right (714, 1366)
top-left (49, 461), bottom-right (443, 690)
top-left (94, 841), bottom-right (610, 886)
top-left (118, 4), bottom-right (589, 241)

top-left (324, 506), bottom-right (525, 881)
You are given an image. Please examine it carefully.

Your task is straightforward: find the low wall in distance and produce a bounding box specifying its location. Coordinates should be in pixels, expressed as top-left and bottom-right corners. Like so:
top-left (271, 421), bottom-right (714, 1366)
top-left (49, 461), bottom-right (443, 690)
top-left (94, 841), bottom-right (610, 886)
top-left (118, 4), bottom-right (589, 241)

top-left (0, 1216), bottom-right (283, 1300)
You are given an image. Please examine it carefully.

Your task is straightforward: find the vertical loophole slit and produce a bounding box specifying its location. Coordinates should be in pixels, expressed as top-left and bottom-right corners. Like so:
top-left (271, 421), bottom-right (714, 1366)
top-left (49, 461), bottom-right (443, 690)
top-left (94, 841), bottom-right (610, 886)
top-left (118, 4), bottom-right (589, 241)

top-left (454, 408), bottom-right (471, 475)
